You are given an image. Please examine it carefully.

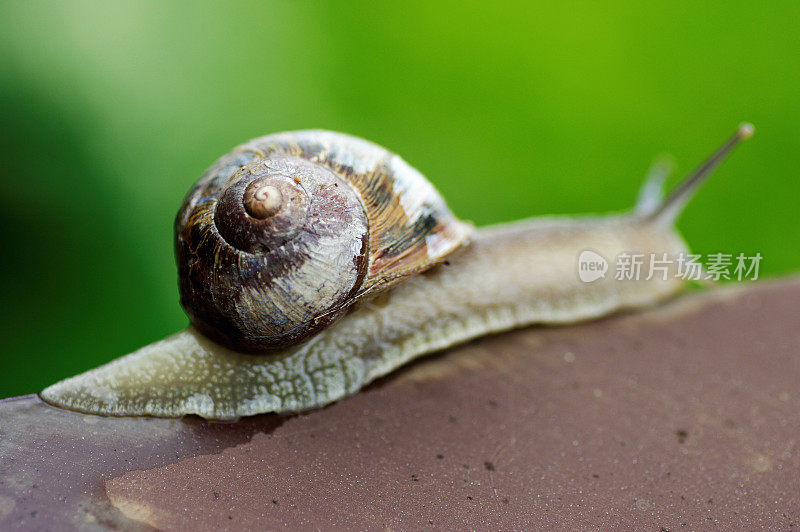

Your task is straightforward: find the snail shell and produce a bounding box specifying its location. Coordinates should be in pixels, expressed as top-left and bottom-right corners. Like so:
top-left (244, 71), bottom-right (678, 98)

top-left (175, 130), bottom-right (472, 352)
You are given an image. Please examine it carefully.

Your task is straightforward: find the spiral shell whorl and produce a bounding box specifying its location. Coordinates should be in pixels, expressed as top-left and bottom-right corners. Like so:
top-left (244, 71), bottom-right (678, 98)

top-left (176, 130), bottom-right (472, 352)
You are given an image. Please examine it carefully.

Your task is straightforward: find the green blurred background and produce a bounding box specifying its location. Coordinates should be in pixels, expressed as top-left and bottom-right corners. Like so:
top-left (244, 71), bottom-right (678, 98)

top-left (1, 2), bottom-right (797, 397)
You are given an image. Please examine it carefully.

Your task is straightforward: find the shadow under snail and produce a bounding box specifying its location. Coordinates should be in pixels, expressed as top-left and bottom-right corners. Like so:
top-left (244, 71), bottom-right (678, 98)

top-left (42, 125), bottom-right (754, 420)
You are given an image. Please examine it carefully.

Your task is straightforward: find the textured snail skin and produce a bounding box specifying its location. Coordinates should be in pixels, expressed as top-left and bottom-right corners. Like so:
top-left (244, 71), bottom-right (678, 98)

top-left (41, 215), bottom-right (687, 420)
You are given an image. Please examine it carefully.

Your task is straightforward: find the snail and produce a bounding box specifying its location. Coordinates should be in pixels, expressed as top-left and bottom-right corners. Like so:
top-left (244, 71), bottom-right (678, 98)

top-left (41, 125), bottom-right (754, 420)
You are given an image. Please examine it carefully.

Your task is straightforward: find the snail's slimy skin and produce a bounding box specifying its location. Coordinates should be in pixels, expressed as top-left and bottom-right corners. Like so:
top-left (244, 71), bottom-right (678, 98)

top-left (41, 215), bottom-right (687, 419)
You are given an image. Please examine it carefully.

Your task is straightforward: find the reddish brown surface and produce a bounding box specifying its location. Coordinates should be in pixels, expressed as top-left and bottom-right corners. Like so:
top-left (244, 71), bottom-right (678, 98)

top-left (2, 279), bottom-right (799, 530)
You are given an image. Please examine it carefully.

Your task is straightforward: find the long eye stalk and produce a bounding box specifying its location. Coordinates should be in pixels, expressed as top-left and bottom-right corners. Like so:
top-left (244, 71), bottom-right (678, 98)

top-left (648, 122), bottom-right (754, 224)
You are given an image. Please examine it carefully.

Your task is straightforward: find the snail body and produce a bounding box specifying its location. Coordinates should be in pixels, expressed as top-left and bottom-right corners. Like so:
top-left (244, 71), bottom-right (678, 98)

top-left (41, 126), bottom-right (753, 419)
